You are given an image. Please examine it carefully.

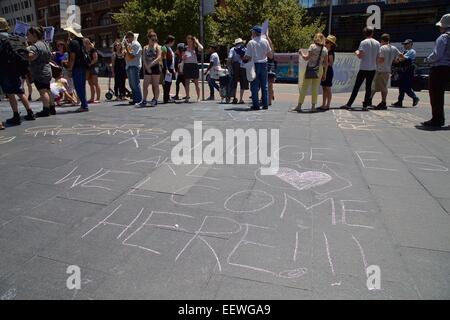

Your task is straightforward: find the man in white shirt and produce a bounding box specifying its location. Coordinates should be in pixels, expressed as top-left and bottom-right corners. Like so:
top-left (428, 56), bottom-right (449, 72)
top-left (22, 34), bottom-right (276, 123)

top-left (371, 33), bottom-right (401, 110)
top-left (244, 25), bottom-right (273, 110)
top-left (341, 27), bottom-right (380, 111)
top-left (205, 45), bottom-right (221, 100)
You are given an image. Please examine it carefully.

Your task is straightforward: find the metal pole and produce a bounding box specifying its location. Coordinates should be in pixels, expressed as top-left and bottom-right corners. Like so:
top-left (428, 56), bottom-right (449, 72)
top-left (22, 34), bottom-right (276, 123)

top-left (200, 0), bottom-right (205, 101)
top-left (328, 0), bottom-right (333, 35)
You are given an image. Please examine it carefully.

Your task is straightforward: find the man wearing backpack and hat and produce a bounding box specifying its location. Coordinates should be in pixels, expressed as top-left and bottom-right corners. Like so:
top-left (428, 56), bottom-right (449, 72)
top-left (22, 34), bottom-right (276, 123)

top-left (65, 26), bottom-right (89, 113)
top-left (228, 38), bottom-right (249, 104)
top-left (422, 13), bottom-right (450, 128)
top-left (0, 17), bottom-right (35, 126)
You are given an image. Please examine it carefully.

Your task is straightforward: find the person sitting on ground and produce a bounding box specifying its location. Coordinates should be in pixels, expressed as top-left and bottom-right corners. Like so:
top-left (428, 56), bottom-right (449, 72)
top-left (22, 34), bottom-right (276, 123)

top-left (51, 69), bottom-right (76, 106)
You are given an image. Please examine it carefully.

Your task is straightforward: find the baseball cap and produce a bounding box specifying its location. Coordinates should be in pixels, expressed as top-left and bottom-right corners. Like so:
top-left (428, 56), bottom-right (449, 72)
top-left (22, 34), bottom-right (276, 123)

top-left (402, 39), bottom-right (413, 45)
top-left (251, 25), bottom-right (262, 34)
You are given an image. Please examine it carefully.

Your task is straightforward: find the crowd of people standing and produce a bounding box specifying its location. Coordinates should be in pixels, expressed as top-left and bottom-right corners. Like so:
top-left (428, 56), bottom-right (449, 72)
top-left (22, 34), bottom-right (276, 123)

top-left (0, 13), bottom-right (449, 130)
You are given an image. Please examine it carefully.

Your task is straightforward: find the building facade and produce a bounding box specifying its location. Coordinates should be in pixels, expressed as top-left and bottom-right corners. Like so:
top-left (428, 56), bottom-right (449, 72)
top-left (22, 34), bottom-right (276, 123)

top-left (302, 0), bottom-right (450, 61)
top-left (0, 0), bottom-right (37, 30)
top-left (35, 0), bottom-right (123, 57)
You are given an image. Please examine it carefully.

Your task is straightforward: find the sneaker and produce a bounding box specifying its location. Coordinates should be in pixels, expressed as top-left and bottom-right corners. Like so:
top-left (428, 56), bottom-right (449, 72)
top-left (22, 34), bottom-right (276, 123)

top-left (340, 105), bottom-right (350, 110)
top-left (24, 111), bottom-right (36, 121)
top-left (413, 97), bottom-right (420, 107)
top-left (361, 106), bottom-right (369, 112)
top-left (74, 107), bottom-right (89, 113)
top-left (262, 106), bottom-right (269, 110)
top-left (184, 97), bottom-right (191, 103)
top-left (206, 96), bottom-right (215, 101)
top-left (250, 106), bottom-right (260, 110)
top-left (49, 105), bottom-right (56, 115)
top-left (136, 101), bottom-right (147, 108)
top-left (150, 99), bottom-right (158, 107)
top-left (374, 102), bottom-right (387, 110)
top-left (172, 95), bottom-right (180, 100)
top-left (290, 105), bottom-right (302, 113)
top-left (422, 119), bottom-right (445, 127)
top-left (232, 98), bottom-right (238, 104)
top-left (0, 123), bottom-right (5, 130)
top-left (391, 101), bottom-right (403, 108)
top-left (6, 114), bottom-right (21, 126)
top-left (35, 108), bottom-right (50, 118)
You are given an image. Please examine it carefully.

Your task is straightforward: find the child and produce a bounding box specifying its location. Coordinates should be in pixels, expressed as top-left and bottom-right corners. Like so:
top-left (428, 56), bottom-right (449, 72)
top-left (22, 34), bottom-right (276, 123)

top-left (51, 70), bottom-right (76, 106)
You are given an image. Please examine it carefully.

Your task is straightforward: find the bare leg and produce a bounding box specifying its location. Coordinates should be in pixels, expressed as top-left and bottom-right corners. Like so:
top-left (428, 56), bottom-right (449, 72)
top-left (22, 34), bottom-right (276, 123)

top-left (142, 76), bottom-right (151, 102)
top-left (193, 79), bottom-right (200, 101)
top-left (151, 75), bottom-right (160, 101)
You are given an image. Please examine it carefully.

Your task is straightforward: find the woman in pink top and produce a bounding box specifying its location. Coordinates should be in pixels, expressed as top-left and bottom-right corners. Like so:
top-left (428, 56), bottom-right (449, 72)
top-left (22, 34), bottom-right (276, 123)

top-left (182, 35), bottom-right (203, 103)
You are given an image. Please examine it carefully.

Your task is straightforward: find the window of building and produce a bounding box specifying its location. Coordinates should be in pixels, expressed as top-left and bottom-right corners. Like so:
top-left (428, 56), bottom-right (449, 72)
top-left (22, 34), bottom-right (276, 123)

top-left (99, 12), bottom-right (112, 26)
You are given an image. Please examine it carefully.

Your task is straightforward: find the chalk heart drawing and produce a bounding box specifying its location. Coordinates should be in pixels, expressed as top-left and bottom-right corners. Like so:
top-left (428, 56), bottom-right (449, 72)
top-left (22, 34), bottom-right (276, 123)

top-left (275, 167), bottom-right (332, 191)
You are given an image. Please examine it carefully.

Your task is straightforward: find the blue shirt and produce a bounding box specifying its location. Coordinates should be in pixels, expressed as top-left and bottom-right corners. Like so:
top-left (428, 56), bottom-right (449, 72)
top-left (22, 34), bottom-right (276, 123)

top-left (427, 31), bottom-right (450, 67)
top-left (403, 49), bottom-right (416, 62)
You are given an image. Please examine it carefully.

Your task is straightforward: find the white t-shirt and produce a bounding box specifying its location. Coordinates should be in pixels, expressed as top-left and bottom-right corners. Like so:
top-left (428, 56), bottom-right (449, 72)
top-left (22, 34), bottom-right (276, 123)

top-left (210, 52), bottom-right (220, 67)
top-left (358, 38), bottom-right (380, 71)
top-left (246, 36), bottom-right (272, 63)
top-left (377, 44), bottom-right (400, 73)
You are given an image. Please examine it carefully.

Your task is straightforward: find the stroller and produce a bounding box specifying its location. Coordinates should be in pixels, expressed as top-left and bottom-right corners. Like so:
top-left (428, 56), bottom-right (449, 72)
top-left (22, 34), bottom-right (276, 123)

top-left (218, 68), bottom-right (232, 104)
top-left (105, 64), bottom-right (132, 101)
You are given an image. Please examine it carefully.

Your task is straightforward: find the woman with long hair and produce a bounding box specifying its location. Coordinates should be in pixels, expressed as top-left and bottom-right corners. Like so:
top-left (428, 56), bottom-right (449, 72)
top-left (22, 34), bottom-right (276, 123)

top-left (139, 29), bottom-right (162, 107)
top-left (111, 39), bottom-right (128, 100)
top-left (182, 35), bottom-right (203, 103)
top-left (318, 35), bottom-right (337, 112)
top-left (291, 33), bottom-right (328, 113)
top-left (27, 26), bottom-right (54, 117)
top-left (84, 38), bottom-right (101, 103)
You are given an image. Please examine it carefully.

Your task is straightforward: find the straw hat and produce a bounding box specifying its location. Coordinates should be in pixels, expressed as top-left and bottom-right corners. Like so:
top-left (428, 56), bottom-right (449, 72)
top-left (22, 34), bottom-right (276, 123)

top-left (326, 35), bottom-right (337, 47)
top-left (234, 38), bottom-right (245, 45)
top-left (0, 17), bottom-right (9, 32)
top-left (64, 26), bottom-right (83, 38)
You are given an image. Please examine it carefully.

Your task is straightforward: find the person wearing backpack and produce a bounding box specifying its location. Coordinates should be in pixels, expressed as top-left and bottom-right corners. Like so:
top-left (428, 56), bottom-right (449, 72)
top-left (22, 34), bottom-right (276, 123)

top-left (27, 26), bottom-right (55, 118)
top-left (422, 14), bottom-right (450, 128)
top-left (0, 17), bottom-right (35, 126)
top-left (65, 27), bottom-right (89, 112)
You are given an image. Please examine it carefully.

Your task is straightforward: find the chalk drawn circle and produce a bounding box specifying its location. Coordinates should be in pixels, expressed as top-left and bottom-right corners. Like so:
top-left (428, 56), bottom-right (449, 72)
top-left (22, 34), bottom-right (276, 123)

top-left (224, 190), bottom-right (274, 213)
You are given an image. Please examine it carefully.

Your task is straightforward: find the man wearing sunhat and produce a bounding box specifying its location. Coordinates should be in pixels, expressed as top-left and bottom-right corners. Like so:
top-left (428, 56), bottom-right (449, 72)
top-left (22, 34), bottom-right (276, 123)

top-left (422, 13), bottom-right (450, 127)
top-left (391, 39), bottom-right (420, 108)
top-left (0, 17), bottom-right (35, 126)
top-left (228, 38), bottom-right (249, 104)
top-left (244, 26), bottom-right (274, 110)
top-left (65, 26), bottom-right (89, 112)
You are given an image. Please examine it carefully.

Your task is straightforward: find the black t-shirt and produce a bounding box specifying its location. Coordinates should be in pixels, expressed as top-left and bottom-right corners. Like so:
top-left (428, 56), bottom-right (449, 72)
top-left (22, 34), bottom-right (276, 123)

top-left (68, 38), bottom-right (84, 69)
top-left (89, 48), bottom-right (98, 67)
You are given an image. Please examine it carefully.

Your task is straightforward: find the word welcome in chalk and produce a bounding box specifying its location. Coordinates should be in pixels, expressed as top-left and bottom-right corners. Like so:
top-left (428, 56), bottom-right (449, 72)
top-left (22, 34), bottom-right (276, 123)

top-left (171, 121), bottom-right (279, 175)
top-left (24, 124), bottom-right (167, 137)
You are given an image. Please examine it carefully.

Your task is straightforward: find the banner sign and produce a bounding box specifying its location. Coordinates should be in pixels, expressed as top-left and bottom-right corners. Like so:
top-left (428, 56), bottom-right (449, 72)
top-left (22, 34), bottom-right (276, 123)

top-left (44, 26), bottom-right (55, 42)
top-left (13, 20), bottom-right (30, 38)
top-left (274, 52), bottom-right (361, 93)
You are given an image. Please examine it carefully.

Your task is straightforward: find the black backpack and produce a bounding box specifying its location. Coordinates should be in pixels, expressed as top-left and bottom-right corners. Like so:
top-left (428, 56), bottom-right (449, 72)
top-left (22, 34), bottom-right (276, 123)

top-left (74, 37), bottom-right (91, 68)
top-left (0, 34), bottom-right (30, 77)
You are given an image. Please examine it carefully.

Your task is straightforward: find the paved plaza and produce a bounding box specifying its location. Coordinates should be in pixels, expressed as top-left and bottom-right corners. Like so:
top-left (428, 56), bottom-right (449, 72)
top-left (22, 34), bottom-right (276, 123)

top-left (0, 82), bottom-right (449, 300)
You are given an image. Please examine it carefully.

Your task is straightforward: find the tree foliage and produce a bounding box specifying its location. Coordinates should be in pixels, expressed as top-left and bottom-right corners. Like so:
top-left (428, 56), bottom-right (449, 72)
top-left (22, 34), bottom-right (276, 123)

top-left (212, 0), bottom-right (325, 52)
top-left (113, 0), bottom-right (325, 52)
top-left (113, 0), bottom-right (216, 45)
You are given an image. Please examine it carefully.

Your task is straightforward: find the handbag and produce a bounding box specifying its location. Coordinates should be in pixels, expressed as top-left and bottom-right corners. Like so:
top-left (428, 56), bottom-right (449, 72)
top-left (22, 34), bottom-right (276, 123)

top-left (304, 45), bottom-right (323, 79)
